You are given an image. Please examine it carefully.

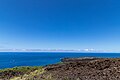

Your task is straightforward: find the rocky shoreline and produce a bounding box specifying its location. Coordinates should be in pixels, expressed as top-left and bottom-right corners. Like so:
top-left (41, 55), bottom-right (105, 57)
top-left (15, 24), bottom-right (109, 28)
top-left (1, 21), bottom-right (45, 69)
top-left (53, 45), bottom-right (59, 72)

top-left (1, 57), bottom-right (120, 80)
top-left (43, 57), bottom-right (120, 80)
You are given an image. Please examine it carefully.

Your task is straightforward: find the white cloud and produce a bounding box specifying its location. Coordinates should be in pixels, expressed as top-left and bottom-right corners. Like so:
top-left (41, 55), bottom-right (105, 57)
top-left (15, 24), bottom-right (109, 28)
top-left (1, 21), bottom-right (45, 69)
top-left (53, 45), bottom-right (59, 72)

top-left (0, 48), bottom-right (114, 53)
top-left (83, 48), bottom-right (95, 52)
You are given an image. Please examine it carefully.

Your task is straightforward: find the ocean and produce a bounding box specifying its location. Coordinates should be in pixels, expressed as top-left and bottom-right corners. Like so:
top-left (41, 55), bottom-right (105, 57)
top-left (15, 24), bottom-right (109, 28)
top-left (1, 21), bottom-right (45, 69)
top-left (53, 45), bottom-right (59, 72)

top-left (0, 52), bottom-right (120, 69)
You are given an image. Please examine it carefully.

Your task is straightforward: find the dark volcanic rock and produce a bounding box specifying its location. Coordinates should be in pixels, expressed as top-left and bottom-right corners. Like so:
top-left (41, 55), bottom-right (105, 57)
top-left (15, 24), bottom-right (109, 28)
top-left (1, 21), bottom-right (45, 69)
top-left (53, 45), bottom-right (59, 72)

top-left (43, 57), bottom-right (120, 80)
top-left (61, 57), bottom-right (101, 62)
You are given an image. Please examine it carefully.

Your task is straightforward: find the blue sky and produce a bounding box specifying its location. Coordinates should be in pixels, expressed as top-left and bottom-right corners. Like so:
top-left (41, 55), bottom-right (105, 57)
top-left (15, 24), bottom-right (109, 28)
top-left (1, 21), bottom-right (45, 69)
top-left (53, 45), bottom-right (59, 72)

top-left (0, 0), bottom-right (120, 52)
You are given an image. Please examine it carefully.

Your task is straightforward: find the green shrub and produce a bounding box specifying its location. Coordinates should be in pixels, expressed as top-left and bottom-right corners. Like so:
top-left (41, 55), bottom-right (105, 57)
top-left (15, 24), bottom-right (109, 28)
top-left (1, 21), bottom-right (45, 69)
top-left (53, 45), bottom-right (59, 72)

top-left (0, 66), bottom-right (43, 79)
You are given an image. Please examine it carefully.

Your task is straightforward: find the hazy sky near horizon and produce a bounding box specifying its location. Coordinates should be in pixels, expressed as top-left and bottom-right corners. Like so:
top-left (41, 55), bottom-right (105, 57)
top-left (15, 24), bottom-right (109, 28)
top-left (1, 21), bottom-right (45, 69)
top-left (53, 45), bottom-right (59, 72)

top-left (0, 0), bottom-right (120, 51)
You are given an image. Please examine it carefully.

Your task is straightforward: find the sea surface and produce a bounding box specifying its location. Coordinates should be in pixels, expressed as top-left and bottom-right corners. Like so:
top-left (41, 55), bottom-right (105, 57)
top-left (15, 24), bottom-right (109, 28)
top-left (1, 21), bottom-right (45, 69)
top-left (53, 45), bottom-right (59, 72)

top-left (0, 52), bottom-right (120, 69)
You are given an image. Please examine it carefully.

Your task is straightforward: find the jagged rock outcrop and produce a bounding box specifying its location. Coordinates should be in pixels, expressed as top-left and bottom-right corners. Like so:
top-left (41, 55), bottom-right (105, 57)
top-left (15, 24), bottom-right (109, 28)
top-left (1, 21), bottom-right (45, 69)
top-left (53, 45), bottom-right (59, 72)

top-left (43, 58), bottom-right (120, 80)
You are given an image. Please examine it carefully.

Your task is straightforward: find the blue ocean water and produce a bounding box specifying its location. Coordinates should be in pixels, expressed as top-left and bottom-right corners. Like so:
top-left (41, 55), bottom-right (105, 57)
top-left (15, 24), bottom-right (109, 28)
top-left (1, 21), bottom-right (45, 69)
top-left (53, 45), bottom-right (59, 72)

top-left (0, 52), bottom-right (120, 69)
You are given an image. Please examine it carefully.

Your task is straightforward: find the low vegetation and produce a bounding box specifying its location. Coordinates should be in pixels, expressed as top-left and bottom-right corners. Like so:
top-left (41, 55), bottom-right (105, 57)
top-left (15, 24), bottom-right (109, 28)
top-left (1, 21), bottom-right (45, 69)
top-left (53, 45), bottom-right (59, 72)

top-left (0, 66), bottom-right (44, 80)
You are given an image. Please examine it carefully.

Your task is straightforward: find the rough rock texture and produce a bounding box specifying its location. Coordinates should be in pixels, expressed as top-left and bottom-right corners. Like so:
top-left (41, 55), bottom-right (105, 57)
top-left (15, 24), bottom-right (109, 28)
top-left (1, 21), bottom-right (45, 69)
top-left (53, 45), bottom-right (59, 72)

top-left (42, 58), bottom-right (120, 80)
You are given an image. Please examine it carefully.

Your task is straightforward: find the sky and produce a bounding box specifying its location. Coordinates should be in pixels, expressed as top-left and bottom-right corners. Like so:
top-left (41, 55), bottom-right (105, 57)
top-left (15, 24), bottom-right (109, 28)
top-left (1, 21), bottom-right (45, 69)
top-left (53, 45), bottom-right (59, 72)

top-left (0, 0), bottom-right (120, 52)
